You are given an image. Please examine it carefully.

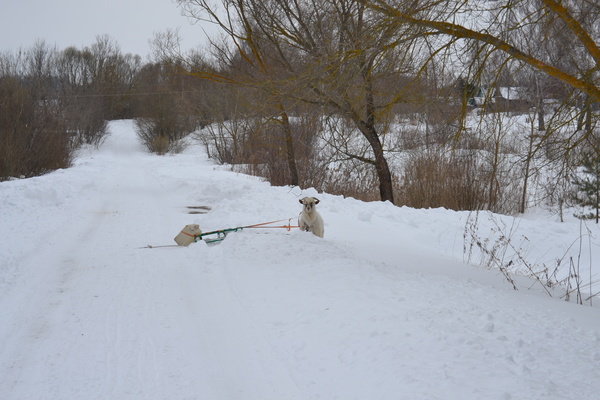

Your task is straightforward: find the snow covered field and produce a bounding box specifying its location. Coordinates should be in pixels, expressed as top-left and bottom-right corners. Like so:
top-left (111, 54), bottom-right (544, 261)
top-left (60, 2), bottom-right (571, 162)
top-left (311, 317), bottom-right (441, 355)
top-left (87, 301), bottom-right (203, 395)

top-left (1, 120), bottom-right (599, 400)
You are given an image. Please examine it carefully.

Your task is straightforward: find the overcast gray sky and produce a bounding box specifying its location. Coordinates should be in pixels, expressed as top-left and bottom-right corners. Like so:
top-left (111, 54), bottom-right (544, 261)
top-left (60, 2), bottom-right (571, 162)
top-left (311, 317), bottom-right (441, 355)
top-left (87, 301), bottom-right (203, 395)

top-left (0, 0), bottom-right (212, 58)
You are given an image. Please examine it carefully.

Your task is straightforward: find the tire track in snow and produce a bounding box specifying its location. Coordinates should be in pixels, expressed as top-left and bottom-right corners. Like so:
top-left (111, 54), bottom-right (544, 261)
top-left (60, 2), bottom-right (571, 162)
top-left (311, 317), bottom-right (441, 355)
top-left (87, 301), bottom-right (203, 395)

top-left (86, 149), bottom-right (177, 396)
top-left (0, 124), bottom-right (185, 399)
top-left (171, 248), bottom-right (305, 400)
top-left (36, 123), bottom-right (304, 399)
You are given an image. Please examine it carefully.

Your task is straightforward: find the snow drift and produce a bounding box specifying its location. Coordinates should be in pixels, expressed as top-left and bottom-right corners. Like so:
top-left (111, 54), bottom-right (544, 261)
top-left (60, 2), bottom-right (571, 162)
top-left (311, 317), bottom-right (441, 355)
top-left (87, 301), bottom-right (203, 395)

top-left (1, 120), bottom-right (599, 400)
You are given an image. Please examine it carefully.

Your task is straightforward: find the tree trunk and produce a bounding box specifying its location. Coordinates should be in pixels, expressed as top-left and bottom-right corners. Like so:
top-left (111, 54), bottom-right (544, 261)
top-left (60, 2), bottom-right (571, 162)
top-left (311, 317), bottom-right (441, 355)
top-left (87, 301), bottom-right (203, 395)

top-left (488, 139), bottom-right (500, 210)
top-left (520, 131), bottom-right (535, 214)
top-left (594, 165), bottom-right (600, 223)
top-left (360, 65), bottom-right (394, 203)
top-left (374, 144), bottom-right (395, 203)
top-left (355, 120), bottom-right (394, 203)
top-left (522, 77), bottom-right (543, 213)
top-left (278, 106), bottom-right (299, 186)
top-left (535, 76), bottom-right (546, 132)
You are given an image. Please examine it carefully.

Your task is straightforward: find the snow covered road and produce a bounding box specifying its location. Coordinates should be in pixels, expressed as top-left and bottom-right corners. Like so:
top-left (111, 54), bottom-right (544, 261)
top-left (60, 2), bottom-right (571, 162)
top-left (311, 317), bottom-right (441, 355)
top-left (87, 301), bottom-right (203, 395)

top-left (1, 120), bottom-right (599, 399)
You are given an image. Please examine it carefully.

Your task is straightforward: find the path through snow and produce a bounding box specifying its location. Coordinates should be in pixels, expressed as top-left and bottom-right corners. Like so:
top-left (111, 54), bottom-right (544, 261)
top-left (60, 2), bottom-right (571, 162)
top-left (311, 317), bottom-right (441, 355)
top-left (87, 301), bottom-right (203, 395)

top-left (1, 120), bottom-right (599, 400)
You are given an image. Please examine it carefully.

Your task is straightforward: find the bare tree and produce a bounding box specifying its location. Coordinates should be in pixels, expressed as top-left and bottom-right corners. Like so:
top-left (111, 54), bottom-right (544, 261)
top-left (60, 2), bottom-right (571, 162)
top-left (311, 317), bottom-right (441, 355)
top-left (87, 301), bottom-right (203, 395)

top-left (361, 0), bottom-right (599, 101)
top-left (168, 2), bottom-right (300, 186)
top-left (175, 0), bottom-right (424, 202)
top-left (56, 36), bottom-right (143, 147)
top-left (356, 0), bottom-right (599, 213)
top-left (0, 43), bottom-right (72, 180)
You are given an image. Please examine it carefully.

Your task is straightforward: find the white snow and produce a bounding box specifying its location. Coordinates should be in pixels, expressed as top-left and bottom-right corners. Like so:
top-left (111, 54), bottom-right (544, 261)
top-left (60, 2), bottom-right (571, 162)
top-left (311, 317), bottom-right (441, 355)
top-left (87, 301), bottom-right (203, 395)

top-left (1, 120), bottom-right (599, 400)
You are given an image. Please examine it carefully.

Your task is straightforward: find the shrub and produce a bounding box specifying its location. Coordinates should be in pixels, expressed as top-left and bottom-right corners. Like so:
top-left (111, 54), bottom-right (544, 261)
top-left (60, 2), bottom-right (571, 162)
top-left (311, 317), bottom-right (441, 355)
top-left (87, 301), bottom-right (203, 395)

top-left (64, 98), bottom-right (109, 148)
top-left (397, 150), bottom-right (489, 211)
top-left (0, 77), bottom-right (71, 180)
top-left (134, 116), bottom-right (189, 155)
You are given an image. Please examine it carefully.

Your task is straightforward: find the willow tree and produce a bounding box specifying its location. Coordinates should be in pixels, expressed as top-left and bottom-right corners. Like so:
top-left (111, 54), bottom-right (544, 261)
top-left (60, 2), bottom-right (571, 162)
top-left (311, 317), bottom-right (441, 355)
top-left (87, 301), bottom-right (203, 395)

top-left (358, 0), bottom-right (600, 213)
top-left (175, 0), bottom-right (299, 186)
top-left (360, 0), bottom-right (600, 118)
top-left (359, 1), bottom-right (600, 154)
top-left (177, 0), bottom-right (421, 203)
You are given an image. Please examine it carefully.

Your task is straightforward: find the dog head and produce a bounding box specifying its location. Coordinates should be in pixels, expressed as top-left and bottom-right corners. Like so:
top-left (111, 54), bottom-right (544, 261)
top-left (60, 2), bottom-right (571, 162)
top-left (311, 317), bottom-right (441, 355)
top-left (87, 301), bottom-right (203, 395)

top-left (299, 197), bottom-right (320, 213)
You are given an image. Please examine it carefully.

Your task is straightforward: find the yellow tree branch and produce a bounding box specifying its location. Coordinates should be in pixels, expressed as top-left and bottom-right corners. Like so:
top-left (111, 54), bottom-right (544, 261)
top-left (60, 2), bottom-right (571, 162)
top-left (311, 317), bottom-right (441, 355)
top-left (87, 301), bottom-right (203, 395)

top-left (360, 0), bottom-right (600, 102)
top-left (541, 0), bottom-right (600, 68)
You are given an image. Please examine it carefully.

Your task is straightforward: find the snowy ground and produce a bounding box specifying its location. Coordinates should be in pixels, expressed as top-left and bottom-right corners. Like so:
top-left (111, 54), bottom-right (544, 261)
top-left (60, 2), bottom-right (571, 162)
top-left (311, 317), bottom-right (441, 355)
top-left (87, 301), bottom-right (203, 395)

top-left (1, 120), bottom-right (599, 400)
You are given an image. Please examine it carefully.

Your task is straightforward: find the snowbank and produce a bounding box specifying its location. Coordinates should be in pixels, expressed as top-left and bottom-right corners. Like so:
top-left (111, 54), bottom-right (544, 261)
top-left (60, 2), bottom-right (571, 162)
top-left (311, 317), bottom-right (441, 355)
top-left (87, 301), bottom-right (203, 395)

top-left (1, 120), bottom-right (599, 400)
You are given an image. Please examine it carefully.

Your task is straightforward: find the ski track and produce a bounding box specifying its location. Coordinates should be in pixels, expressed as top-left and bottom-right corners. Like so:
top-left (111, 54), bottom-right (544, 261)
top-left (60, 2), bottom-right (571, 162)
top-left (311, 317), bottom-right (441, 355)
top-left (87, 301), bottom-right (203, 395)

top-left (0, 123), bottom-right (303, 400)
top-left (1, 120), bottom-right (600, 400)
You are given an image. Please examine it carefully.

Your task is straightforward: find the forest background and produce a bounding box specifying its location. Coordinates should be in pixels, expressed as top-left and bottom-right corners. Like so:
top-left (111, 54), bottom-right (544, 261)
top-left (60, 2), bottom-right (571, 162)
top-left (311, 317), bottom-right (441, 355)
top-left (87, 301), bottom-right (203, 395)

top-left (2, 0), bottom-right (599, 218)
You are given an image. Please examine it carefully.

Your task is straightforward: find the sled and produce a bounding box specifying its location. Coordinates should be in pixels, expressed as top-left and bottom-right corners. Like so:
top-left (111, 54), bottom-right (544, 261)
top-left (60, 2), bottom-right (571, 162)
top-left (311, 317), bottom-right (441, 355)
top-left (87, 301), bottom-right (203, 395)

top-left (192, 226), bottom-right (245, 245)
top-left (149, 218), bottom-right (297, 248)
top-left (141, 218), bottom-right (298, 249)
top-left (172, 224), bottom-right (246, 245)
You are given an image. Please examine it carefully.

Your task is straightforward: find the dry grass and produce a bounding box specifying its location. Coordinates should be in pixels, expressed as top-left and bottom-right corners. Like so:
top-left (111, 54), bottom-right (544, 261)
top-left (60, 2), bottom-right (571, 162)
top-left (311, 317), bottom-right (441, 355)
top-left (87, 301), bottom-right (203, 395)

top-left (397, 150), bottom-right (489, 211)
top-left (0, 77), bottom-right (72, 180)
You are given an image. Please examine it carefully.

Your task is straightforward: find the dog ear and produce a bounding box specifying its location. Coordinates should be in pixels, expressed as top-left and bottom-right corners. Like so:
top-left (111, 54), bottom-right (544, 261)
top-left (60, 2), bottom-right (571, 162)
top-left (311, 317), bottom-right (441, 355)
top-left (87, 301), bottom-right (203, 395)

top-left (314, 198), bottom-right (320, 204)
top-left (299, 198), bottom-right (304, 204)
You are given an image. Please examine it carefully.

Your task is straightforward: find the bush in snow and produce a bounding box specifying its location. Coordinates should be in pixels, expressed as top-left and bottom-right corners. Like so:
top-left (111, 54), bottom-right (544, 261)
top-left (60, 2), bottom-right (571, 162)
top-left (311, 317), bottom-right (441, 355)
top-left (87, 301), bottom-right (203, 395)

top-left (571, 152), bottom-right (600, 223)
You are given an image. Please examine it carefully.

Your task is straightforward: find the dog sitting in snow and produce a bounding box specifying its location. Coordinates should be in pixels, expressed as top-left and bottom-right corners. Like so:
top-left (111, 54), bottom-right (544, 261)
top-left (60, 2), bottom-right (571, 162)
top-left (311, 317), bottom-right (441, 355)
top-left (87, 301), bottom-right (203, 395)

top-left (298, 197), bottom-right (324, 238)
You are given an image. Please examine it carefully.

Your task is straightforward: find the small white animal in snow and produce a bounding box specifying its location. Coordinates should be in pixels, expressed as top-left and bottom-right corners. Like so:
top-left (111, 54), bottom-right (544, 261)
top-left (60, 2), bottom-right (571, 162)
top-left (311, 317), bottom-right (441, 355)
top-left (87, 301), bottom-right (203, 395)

top-left (298, 197), bottom-right (324, 238)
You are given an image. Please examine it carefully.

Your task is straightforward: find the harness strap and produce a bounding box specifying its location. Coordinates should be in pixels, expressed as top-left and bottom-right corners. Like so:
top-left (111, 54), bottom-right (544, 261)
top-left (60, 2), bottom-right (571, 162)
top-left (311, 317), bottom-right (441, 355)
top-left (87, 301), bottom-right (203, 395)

top-left (243, 218), bottom-right (298, 231)
top-left (193, 218), bottom-right (299, 243)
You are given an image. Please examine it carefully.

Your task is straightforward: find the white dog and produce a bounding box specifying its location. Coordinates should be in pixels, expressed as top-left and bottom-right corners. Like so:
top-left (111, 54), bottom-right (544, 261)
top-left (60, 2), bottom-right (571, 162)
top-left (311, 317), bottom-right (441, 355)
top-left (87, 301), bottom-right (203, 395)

top-left (298, 197), bottom-right (324, 238)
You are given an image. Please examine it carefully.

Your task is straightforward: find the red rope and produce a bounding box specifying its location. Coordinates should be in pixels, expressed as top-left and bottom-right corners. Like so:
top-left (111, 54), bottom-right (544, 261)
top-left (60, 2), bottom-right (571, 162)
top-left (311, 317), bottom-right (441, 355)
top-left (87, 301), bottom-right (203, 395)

top-left (243, 218), bottom-right (298, 231)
